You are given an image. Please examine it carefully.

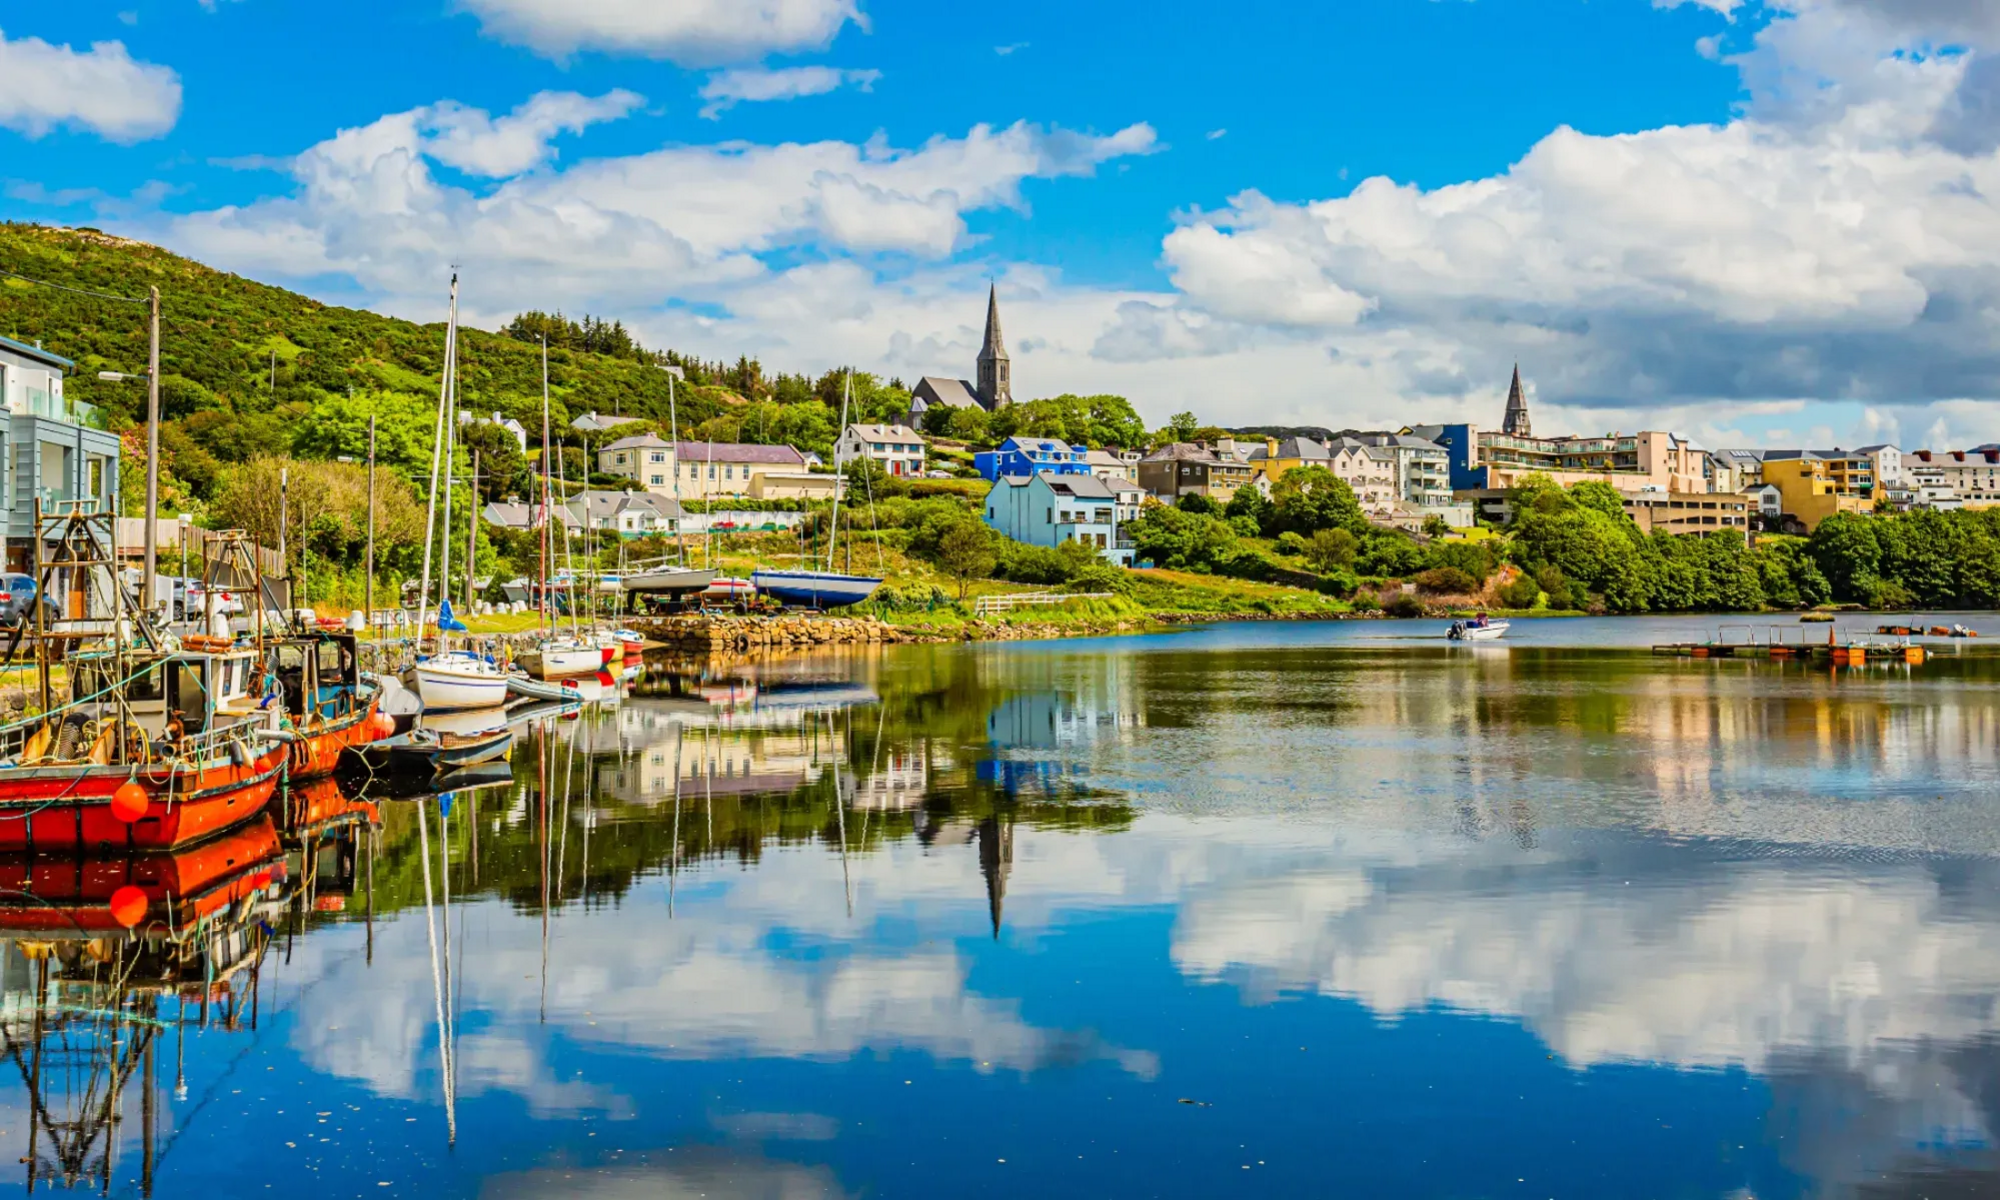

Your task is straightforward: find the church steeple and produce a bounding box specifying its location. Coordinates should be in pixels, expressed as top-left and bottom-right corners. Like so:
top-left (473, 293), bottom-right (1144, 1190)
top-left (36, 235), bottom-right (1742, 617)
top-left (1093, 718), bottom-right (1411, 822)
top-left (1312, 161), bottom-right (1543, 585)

top-left (976, 283), bottom-right (1012, 410)
top-left (977, 815), bottom-right (1013, 939)
top-left (1502, 364), bottom-right (1532, 438)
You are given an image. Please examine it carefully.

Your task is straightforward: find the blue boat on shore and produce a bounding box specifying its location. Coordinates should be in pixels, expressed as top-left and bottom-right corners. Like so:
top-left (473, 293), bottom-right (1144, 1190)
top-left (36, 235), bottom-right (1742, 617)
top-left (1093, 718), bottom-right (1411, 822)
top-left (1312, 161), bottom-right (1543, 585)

top-left (750, 569), bottom-right (882, 609)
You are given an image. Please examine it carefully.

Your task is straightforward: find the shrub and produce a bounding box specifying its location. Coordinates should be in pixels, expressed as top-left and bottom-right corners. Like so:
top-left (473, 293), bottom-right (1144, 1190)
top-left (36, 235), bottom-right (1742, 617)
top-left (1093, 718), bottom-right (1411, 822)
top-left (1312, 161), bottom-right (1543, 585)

top-left (1176, 493), bottom-right (1220, 516)
top-left (1304, 528), bottom-right (1359, 573)
top-left (1384, 592), bottom-right (1426, 618)
top-left (1415, 566), bottom-right (1479, 595)
top-left (1350, 591), bottom-right (1383, 613)
top-left (1275, 531), bottom-right (1309, 557)
top-left (1497, 574), bottom-right (1542, 609)
top-left (1535, 565), bottom-right (1575, 611)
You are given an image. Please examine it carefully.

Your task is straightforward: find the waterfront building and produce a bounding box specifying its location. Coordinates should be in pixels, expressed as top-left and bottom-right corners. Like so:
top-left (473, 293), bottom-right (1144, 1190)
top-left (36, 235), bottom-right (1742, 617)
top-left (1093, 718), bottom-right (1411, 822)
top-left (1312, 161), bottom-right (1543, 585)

top-left (1762, 451), bottom-right (1877, 530)
top-left (0, 335), bottom-right (120, 572)
top-left (1462, 488), bottom-right (1751, 533)
top-left (1245, 436), bottom-right (1333, 483)
top-left (1711, 448), bottom-right (1767, 493)
top-left (1323, 439), bottom-right (1402, 512)
top-left (598, 436), bottom-right (832, 501)
top-left (1338, 432), bottom-right (1456, 510)
top-left (836, 423), bottom-right (927, 478)
top-left (975, 436), bottom-right (1090, 482)
top-left (982, 471), bottom-right (1136, 566)
top-left (597, 434), bottom-right (675, 489)
top-left (1903, 448), bottom-right (2000, 507)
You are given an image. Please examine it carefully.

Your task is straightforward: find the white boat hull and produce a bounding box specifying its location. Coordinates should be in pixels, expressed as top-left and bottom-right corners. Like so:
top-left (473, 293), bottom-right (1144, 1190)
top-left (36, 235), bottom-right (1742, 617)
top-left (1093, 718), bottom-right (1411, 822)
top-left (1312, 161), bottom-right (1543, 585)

top-left (1447, 621), bottom-right (1511, 642)
top-left (520, 641), bottom-right (616, 679)
top-left (625, 567), bottom-right (719, 594)
top-left (750, 570), bottom-right (881, 609)
top-left (413, 657), bottom-right (511, 711)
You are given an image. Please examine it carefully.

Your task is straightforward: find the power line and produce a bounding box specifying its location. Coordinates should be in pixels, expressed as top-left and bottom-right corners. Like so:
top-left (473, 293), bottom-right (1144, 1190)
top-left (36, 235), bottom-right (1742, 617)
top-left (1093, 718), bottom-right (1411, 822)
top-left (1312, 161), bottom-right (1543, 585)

top-left (0, 265), bottom-right (148, 304)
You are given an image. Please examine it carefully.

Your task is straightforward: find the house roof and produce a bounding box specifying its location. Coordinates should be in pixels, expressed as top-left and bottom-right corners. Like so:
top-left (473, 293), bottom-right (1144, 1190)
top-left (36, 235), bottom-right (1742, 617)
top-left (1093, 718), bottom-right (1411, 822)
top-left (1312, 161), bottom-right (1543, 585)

top-left (1082, 449), bottom-right (1126, 466)
top-left (672, 442), bottom-right (807, 465)
top-left (845, 423), bottom-right (923, 442)
top-left (569, 490), bottom-right (684, 521)
top-left (482, 501), bottom-right (576, 529)
top-left (572, 411), bottom-right (643, 433)
top-left (602, 433), bottom-right (670, 452)
top-left (1714, 448), bottom-right (1767, 465)
top-left (0, 333), bottom-right (75, 371)
top-left (1247, 437), bottom-right (1331, 462)
top-left (912, 376), bottom-right (983, 410)
top-left (1141, 442), bottom-right (1220, 464)
top-left (1045, 473), bottom-right (1118, 500)
top-left (1000, 436), bottom-right (1081, 455)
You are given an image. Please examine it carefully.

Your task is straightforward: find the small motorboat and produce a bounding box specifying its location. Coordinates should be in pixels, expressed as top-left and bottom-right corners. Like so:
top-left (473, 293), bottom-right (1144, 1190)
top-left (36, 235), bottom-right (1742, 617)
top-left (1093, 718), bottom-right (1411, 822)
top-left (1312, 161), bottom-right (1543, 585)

top-left (352, 726), bottom-right (513, 774)
top-left (703, 577), bottom-right (756, 603)
top-left (610, 627), bottom-right (649, 656)
top-left (506, 672), bottom-right (578, 703)
top-left (517, 637), bottom-right (616, 679)
top-left (370, 671), bottom-right (425, 734)
top-left (1446, 618), bottom-right (1510, 642)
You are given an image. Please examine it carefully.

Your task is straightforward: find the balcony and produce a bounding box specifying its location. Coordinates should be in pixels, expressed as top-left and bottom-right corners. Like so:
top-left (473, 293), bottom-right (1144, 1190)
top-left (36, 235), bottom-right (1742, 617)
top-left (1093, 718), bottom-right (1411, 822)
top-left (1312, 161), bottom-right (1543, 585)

top-left (14, 387), bottom-right (106, 430)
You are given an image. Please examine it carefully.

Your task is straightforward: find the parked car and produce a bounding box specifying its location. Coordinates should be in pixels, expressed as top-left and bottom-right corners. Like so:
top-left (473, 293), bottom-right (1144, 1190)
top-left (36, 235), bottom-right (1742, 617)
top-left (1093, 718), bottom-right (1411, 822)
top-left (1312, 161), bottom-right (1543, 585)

top-left (0, 573), bottom-right (41, 624)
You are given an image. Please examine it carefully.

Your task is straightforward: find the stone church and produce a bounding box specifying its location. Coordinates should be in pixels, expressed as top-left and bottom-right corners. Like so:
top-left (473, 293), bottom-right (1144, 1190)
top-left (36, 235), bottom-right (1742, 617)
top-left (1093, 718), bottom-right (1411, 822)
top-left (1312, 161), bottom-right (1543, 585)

top-left (908, 284), bottom-right (1014, 426)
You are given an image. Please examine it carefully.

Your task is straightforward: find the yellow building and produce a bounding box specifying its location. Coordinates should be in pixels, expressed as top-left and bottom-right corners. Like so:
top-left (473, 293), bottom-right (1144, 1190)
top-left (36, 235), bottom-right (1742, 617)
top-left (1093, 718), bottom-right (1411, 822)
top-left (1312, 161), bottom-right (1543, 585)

top-left (1762, 452), bottom-right (1876, 530)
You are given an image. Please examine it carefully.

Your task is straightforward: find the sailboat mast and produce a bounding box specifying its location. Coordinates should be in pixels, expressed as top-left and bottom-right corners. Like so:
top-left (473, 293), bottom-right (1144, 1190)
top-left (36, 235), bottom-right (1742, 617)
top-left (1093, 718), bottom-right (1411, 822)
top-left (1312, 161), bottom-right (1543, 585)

top-left (438, 313), bottom-right (458, 653)
top-left (415, 275), bottom-right (458, 659)
top-left (539, 337), bottom-right (552, 635)
top-left (667, 373), bottom-right (684, 568)
top-left (825, 371), bottom-right (851, 572)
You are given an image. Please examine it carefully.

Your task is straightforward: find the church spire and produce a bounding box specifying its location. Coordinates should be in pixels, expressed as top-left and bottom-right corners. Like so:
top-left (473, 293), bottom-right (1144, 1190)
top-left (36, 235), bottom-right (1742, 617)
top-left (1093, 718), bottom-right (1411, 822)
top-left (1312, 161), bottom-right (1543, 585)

top-left (976, 283), bottom-right (1012, 409)
top-left (1502, 364), bottom-right (1532, 438)
top-left (977, 815), bottom-right (1013, 940)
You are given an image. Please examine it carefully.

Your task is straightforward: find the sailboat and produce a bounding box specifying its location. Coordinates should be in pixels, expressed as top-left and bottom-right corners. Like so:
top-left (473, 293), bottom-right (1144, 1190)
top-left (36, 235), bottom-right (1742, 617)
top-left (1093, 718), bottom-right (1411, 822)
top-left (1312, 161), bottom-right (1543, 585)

top-left (751, 371), bottom-right (882, 609)
top-left (517, 335), bottom-right (620, 681)
top-left (622, 369), bottom-right (716, 603)
top-left (411, 276), bottom-right (509, 712)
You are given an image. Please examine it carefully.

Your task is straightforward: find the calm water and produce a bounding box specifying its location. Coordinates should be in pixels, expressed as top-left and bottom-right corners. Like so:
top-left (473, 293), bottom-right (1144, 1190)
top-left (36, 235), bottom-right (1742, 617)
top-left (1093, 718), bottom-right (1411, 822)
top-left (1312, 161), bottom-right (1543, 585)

top-left (6, 621), bottom-right (2000, 1198)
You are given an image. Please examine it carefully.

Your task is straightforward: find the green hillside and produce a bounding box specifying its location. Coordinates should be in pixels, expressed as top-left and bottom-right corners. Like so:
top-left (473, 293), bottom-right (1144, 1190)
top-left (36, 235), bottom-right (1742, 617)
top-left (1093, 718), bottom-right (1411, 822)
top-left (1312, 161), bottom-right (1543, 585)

top-left (0, 222), bottom-right (923, 503)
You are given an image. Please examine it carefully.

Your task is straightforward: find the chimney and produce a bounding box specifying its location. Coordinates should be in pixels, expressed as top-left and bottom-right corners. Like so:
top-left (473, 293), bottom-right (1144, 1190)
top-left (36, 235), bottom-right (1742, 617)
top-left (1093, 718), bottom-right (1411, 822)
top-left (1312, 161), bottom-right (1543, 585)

top-left (1266, 437), bottom-right (1279, 459)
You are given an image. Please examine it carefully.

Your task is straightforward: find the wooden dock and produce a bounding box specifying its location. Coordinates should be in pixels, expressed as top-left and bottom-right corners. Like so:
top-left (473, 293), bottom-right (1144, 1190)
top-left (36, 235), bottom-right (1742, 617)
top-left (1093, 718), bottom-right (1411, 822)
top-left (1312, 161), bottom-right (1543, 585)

top-left (1652, 624), bottom-right (1927, 664)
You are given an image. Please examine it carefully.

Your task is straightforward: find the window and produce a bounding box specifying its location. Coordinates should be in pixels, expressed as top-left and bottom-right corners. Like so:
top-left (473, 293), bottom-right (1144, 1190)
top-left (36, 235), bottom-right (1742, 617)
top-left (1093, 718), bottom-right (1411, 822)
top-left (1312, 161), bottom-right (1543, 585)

top-left (615, 453), bottom-right (627, 465)
top-left (650, 474), bottom-right (664, 485)
top-left (650, 452), bottom-right (665, 463)
top-left (708, 464), bottom-right (717, 480)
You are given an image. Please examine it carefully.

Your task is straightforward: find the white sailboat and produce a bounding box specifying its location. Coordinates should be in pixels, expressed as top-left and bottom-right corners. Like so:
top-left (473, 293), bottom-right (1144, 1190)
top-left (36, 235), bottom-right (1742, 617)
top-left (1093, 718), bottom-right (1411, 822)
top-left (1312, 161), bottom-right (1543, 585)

top-left (411, 276), bottom-right (510, 712)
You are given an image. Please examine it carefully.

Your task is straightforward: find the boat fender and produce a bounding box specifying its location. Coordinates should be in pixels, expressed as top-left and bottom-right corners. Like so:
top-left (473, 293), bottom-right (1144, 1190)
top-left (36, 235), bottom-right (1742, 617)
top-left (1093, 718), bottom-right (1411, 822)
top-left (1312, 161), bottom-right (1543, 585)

top-left (229, 739), bottom-right (253, 768)
top-left (258, 729), bottom-right (303, 743)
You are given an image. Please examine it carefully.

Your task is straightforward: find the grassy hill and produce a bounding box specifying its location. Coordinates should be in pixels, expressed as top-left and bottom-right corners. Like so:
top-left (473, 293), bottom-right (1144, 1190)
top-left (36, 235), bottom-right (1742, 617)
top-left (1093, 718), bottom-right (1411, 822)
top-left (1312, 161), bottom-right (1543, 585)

top-left (0, 221), bottom-right (757, 448)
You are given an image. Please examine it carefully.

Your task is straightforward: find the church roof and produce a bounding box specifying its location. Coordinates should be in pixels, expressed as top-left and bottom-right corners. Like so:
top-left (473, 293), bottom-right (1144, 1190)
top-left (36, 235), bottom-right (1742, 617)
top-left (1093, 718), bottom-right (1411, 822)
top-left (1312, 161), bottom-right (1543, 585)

top-left (979, 282), bottom-right (1007, 363)
top-left (913, 376), bottom-right (983, 409)
top-left (1502, 364), bottom-right (1532, 436)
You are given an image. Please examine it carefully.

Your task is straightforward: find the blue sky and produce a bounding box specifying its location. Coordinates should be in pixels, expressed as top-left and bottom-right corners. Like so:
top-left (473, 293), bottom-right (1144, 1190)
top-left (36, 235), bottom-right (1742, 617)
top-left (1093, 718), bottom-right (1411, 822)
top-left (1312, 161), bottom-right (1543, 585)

top-left (2, 1), bottom-right (1998, 446)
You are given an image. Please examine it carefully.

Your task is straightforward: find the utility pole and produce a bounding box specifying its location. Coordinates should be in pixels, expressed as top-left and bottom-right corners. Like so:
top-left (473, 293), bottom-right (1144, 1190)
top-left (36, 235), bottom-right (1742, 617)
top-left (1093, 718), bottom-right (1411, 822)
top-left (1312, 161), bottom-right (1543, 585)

top-left (142, 285), bottom-right (161, 609)
top-left (278, 465), bottom-right (289, 602)
top-left (270, 348), bottom-right (277, 394)
top-left (365, 414), bottom-right (377, 634)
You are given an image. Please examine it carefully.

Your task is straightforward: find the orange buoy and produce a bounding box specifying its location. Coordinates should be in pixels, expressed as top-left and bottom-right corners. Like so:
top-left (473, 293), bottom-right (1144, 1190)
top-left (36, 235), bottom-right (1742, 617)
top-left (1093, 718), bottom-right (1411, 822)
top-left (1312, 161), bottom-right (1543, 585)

top-left (110, 780), bottom-right (149, 823)
top-left (371, 711), bottom-right (396, 738)
top-left (108, 885), bottom-right (148, 929)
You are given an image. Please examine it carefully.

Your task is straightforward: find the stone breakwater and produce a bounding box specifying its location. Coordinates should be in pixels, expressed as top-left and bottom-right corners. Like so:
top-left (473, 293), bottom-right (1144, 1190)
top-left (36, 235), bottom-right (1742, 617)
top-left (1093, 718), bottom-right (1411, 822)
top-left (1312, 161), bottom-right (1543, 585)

top-left (626, 614), bottom-right (910, 652)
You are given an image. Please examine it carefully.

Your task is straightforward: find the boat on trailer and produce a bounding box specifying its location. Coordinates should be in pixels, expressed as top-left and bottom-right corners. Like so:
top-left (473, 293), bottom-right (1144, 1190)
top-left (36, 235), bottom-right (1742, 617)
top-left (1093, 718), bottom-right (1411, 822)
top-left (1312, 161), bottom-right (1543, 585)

top-left (750, 569), bottom-right (882, 609)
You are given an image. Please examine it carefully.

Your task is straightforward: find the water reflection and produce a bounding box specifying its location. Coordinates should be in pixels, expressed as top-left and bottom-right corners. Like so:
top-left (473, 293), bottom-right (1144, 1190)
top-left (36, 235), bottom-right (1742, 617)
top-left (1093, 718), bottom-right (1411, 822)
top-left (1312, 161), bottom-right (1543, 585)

top-left (2, 640), bottom-right (2000, 1195)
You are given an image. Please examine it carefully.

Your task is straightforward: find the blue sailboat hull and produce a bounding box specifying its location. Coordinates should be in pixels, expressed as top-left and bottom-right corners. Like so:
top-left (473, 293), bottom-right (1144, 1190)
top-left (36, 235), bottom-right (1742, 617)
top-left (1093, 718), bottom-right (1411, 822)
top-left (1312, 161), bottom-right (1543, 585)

top-left (750, 570), bottom-right (882, 609)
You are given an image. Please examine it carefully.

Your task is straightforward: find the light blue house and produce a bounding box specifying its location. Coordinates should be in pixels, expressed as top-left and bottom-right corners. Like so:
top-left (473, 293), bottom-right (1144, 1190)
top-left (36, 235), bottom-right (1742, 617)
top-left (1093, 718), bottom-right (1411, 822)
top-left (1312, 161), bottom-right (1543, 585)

top-left (982, 471), bottom-right (1142, 567)
top-left (974, 437), bottom-right (1091, 482)
top-left (0, 335), bottom-right (120, 571)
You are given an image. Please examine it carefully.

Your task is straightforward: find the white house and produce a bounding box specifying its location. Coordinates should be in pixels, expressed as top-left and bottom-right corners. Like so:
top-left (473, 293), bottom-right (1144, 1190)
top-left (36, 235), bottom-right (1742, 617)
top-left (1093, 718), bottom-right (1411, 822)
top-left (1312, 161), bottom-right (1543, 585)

top-left (836, 423), bottom-right (926, 478)
top-left (982, 471), bottom-right (1132, 567)
top-left (1083, 449), bottom-right (1138, 483)
top-left (573, 411), bottom-right (644, 435)
top-left (567, 490), bottom-right (684, 537)
top-left (460, 409), bottom-right (528, 452)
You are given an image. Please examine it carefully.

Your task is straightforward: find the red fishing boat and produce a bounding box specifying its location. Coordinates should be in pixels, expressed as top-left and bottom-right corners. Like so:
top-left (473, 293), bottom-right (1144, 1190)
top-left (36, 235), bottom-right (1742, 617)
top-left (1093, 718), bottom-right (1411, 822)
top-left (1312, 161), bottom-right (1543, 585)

top-left (0, 816), bottom-right (287, 935)
top-left (264, 631), bottom-right (392, 778)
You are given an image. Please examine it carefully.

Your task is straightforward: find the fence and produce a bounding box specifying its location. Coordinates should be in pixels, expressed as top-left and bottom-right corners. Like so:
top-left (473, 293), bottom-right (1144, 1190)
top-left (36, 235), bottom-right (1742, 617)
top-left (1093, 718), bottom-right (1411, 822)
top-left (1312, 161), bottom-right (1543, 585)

top-left (971, 592), bottom-right (1113, 616)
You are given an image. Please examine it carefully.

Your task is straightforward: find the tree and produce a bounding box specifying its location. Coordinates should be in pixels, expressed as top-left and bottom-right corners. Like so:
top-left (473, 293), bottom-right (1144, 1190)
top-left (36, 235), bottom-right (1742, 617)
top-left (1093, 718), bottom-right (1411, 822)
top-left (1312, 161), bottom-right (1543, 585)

top-left (1224, 485), bottom-right (1272, 533)
top-left (1176, 493), bottom-right (1220, 516)
top-left (1126, 505), bottom-right (1239, 571)
top-left (1567, 481), bottom-right (1631, 523)
top-left (1508, 472), bottom-right (1567, 524)
top-left (1304, 528), bottom-right (1358, 573)
top-left (936, 523), bottom-right (998, 600)
top-left (1269, 467), bottom-right (1365, 537)
top-left (1167, 411), bottom-right (1200, 442)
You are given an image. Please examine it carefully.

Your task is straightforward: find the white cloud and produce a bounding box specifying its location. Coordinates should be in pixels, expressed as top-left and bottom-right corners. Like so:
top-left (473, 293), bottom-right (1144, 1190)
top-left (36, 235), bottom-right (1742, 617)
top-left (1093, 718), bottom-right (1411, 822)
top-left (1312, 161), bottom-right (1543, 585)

top-left (419, 89), bottom-right (644, 177)
top-left (0, 27), bottom-right (182, 143)
top-left (698, 66), bottom-right (880, 119)
top-left (456, 0), bottom-right (866, 66)
top-left (162, 108), bottom-right (1158, 316)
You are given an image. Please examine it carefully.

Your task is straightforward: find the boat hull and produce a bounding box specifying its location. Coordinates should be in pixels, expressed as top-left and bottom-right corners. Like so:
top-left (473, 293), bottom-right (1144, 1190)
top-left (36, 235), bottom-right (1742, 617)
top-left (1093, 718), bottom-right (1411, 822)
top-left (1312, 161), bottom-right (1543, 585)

top-left (624, 568), bottom-right (719, 595)
top-left (286, 692), bottom-right (384, 780)
top-left (1447, 622), bottom-right (1510, 642)
top-left (0, 818), bottom-right (287, 935)
top-left (0, 744), bottom-right (288, 852)
top-left (520, 644), bottom-right (615, 679)
top-left (414, 663), bottom-right (511, 711)
top-left (750, 570), bottom-right (881, 609)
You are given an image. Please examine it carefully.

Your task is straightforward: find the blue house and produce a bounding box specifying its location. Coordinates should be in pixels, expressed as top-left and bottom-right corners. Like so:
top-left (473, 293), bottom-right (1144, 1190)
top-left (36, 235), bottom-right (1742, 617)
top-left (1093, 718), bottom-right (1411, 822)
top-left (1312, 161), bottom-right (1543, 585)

top-left (0, 335), bottom-right (121, 572)
top-left (974, 437), bottom-right (1091, 482)
top-left (982, 471), bottom-right (1140, 567)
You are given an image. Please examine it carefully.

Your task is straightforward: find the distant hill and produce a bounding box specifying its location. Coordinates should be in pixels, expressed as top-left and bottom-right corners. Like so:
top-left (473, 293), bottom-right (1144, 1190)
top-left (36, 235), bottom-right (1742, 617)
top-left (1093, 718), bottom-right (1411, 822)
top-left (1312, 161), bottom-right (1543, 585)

top-left (1227, 425), bottom-right (1340, 442)
top-left (0, 222), bottom-right (760, 437)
